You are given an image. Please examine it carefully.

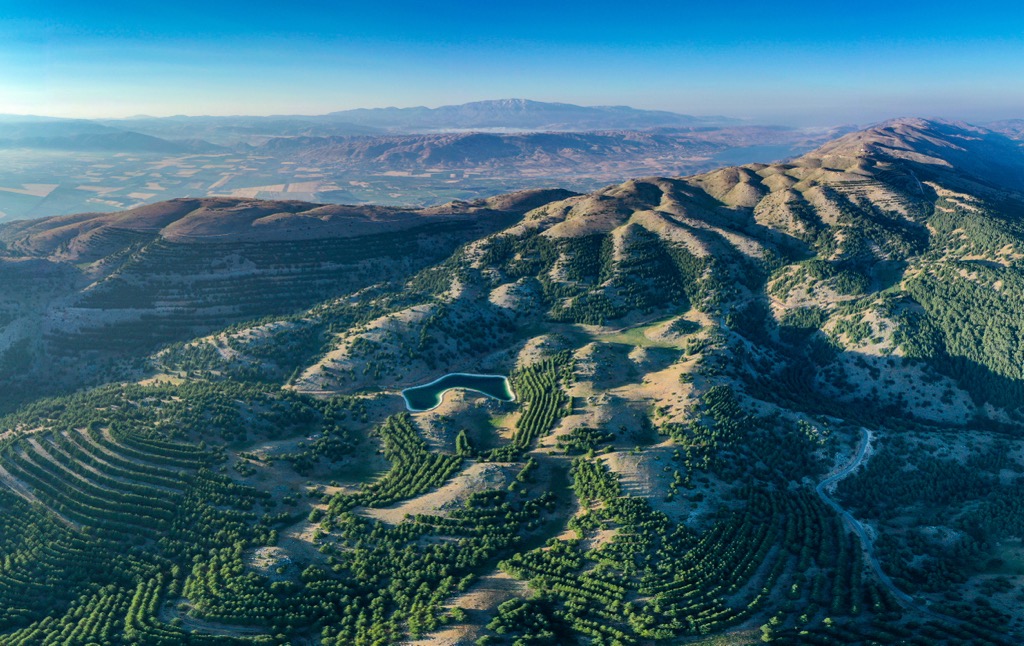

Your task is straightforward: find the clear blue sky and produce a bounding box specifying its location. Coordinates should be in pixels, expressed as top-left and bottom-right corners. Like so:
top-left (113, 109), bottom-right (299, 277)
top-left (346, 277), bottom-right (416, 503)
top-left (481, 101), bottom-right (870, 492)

top-left (1, 0), bottom-right (1022, 124)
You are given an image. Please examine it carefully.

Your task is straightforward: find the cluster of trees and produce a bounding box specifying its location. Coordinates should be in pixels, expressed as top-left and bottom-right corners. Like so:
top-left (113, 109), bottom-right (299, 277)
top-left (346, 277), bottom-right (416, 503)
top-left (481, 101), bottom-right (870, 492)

top-left (486, 354), bottom-right (573, 461)
top-left (555, 427), bottom-right (614, 455)
top-left (305, 484), bottom-right (557, 645)
top-left (0, 423), bottom-right (277, 644)
top-left (836, 433), bottom-right (1024, 632)
top-left (157, 280), bottom-right (426, 385)
top-left (480, 596), bottom-right (569, 645)
top-left (477, 226), bottom-right (708, 326)
top-left (779, 306), bottom-right (828, 338)
top-left (72, 222), bottom-right (473, 349)
top-left (569, 457), bottom-right (620, 504)
top-left (769, 259), bottom-right (869, 303)
top-left (414, 302), bottom-right (517, 369)
top-left (905, 263), bottom-right (1024, 407)
top-left (328, 413), bottom-right (462, 513)
top-left (838, 435), bottom-right (999, 519)
top-left (1, 408), bottom-right (274, 534)
top-left (672, 391), bottom-right (832, 487)
top-left (817, 184), bottom-right (927, 261)
top-left (662, 384), bottom-right (746, 476)
top-left (767, 606), bottom-right (1013, 645)
top-left (0, 345), bottom-right (578, 643)
top-left (486, 448), bottom-right (909, 645)
top-left (0, 380), bottom-right (365, 473)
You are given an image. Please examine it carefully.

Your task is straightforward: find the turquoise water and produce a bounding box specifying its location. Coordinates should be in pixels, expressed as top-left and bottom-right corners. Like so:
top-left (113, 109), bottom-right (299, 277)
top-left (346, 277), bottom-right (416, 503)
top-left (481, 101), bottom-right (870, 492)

top-left (401, 373), bottom-right (514, 412)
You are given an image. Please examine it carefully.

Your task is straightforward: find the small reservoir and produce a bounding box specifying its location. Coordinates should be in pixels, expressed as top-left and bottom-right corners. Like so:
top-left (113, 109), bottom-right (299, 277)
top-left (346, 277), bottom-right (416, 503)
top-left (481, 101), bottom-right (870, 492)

top-left (402, 373), bottom-right (515, 412)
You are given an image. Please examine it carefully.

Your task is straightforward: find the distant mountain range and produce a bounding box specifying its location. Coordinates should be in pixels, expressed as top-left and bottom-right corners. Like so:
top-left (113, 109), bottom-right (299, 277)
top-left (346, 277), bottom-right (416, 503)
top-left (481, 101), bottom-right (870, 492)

top-left (0, 102), bottom-right (855, 220)
top-left (0, 103), bottom-right (1019, 224)
top-left (0, 118), bottom-right (223, 153)
top-left (2, 102), bottom-right (1020, 152)
top-left (320, 98), bottom-right (740, 132)
top-left (254, 127), bottom-right (842, 171)
top-left (1, 100), bottom-right (739, 150)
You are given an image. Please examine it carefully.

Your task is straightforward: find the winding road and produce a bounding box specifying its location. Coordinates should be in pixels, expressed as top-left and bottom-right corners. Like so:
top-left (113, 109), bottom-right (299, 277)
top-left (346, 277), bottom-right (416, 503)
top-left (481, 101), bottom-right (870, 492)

top-left (815, 428), bottom-right (953, 622)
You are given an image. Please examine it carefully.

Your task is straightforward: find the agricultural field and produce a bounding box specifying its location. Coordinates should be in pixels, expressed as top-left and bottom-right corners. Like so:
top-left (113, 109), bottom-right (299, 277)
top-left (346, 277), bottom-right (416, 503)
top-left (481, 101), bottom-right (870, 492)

top-left (0, 149), bottom-right (535, 220)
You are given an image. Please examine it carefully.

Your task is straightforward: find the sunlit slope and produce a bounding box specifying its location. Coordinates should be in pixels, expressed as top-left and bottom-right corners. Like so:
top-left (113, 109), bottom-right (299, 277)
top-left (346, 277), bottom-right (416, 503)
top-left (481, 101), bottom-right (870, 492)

top-left (0, 190), bottom-right (573, 402)
top-left (0, 119), bottom-right (1023, 644)
top-left (173, 119), bottom-right (1024, 418)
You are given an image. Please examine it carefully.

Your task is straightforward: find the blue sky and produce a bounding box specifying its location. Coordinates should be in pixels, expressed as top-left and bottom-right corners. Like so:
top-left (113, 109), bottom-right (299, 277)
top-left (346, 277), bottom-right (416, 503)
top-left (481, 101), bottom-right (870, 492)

top-left (1, 0), bottom-right (1022, 124)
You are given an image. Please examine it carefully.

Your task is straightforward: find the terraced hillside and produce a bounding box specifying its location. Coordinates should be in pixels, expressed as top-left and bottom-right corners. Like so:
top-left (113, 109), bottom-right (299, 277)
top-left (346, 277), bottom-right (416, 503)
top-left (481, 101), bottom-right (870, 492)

top-left (1, 119), bottom-right (1024, 644)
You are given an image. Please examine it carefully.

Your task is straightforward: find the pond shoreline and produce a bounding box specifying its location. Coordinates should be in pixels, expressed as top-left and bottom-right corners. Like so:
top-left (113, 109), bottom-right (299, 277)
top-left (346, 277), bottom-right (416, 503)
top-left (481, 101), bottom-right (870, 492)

top-left (401, 372), bottom-right (515, 412)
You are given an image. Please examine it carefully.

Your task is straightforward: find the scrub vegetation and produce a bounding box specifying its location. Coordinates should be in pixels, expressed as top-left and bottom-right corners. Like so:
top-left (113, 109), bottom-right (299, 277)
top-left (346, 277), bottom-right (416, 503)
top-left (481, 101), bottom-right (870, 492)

top-left (0, 118), bottom-right (1023, 644)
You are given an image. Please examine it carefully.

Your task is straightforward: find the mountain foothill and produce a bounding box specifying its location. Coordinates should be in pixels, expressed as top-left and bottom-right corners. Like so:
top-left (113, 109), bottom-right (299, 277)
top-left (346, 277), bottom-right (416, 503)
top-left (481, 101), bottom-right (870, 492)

top-left (0, 117), bottom-right (1022, 644)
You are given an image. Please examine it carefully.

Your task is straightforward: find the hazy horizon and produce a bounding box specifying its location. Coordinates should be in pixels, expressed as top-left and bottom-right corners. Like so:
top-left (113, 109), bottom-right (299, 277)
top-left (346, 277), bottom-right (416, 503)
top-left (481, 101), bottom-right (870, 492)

top-left (2, 0), bottom-right (1022, 126)
top-left (0, 100), bottom-right (1020, 131)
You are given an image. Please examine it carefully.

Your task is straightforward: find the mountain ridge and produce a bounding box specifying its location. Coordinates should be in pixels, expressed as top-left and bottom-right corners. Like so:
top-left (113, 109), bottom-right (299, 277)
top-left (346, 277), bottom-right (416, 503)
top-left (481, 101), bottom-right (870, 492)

top-left (2, 116), bottom-right (1024, 644)
top-left (322, 98), bottom-right (740, 131)
top-left (0, 104), bottom-right (854, 221)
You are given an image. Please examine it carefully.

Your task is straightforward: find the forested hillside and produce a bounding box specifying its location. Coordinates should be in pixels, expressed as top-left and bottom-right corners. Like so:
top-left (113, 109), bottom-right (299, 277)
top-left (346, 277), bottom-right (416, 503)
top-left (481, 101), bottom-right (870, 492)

top-left (0, 118), bottom-right (1024, 644)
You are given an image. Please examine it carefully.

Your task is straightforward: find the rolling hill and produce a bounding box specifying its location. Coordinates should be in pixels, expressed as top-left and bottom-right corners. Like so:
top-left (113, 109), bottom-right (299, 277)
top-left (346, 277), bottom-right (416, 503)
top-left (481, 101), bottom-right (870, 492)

top-left (0, 105), bottom-right (842, 221)
top-left (0, 189), bottom-right (573, 401)
top-left (0, 118), bottom-right (1023, 644)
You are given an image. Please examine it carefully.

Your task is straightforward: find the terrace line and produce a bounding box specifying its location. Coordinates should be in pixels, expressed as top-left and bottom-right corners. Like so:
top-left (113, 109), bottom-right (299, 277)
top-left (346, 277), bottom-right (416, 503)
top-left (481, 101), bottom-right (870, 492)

top-left (401, 373), bottom-right (515, 412)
